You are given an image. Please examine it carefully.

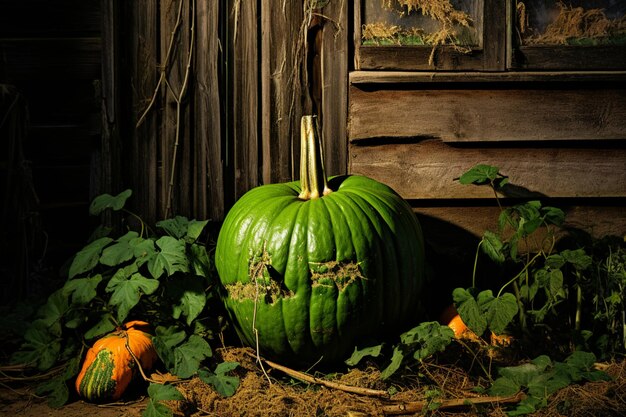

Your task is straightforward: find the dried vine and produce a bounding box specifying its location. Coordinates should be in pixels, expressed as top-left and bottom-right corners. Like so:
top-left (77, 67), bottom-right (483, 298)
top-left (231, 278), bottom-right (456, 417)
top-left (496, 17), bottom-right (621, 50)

top-left (136, 0), bottom-right (196, 218)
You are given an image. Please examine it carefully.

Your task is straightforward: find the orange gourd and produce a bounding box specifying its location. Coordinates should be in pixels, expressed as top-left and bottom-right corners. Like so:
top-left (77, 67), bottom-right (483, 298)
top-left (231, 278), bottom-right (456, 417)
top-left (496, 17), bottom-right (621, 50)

top-left (75, 321), bottom-right (158, 402)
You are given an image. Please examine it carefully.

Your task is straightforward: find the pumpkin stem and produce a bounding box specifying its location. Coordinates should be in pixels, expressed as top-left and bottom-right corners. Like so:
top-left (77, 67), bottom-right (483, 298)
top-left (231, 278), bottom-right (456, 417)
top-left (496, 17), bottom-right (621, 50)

top-left (298, 115), bottom-right (332, 200)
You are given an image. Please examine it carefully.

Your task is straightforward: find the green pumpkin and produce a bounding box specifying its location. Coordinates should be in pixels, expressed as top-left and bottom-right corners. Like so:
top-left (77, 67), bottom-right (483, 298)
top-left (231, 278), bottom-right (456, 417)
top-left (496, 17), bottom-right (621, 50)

top-left (215, 116), bottom-right (425, 364)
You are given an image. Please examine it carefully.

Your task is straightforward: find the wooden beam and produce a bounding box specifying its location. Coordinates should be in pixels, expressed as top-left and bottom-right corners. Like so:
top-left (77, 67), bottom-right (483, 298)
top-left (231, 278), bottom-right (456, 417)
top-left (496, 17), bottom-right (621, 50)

top-left (349, 71), bottom-right (626, 84)
top-left (261, 1), bottom-right (305, 184)
top-left (230, 0), bottom-right (260, 199)
top-left (320, 0), bottom-right (349, 176)
top-left (349, 139), bottom-right (626, 199)
top-left (195, 0), bottom-right (224, 220)
top-left (349, 85), bottom-right (626, 142)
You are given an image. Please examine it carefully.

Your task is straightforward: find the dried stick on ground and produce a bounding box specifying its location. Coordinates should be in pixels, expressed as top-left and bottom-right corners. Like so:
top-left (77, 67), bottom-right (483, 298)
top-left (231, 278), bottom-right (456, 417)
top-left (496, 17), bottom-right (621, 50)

top-left (251, 353), bottom-right (390, 398)
top-left (382, 391), bottom-right (526, 415)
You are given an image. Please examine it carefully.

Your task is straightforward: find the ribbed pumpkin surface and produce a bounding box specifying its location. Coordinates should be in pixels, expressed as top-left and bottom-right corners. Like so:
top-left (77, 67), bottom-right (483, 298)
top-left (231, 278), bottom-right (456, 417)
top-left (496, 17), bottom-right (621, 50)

top-left (215, 174), bottom-right (425, 364)
top-left (76, 349), bottom-right (118, 401)
top-left (75, 321), bottom-right (157, 401)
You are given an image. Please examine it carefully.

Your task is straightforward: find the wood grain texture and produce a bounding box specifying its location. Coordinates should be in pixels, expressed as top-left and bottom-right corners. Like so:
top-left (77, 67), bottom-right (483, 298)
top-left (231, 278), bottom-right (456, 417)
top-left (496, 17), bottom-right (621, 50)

top-left (349, 71), bottom-right (626, 84)
top-left (261, 1), bottom-right (305, 184)
top-left (99, 0), bottom-right (122, 200)
top-left (349, 139), bottom-right (626, 199)
top-left (514, 45), bottom-right (626, 71)
top-left (127, 0), bottom-right (159, 223)
top-left (160, 0), bottom-right (192, 217)
top-left (415, 205), bottom-right (626, 243)
top-left (195, 0), bottom-right (223, 220)
top-left (230, 0), bottom-right (260, 199)
top-left (349, 85), bottom-right (626, 142)
top-left (320, 0), bottom-right (349, 176)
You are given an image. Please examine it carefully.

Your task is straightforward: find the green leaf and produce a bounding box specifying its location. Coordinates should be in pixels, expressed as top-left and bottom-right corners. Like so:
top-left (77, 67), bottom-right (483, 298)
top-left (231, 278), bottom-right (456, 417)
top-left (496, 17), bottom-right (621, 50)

top-left (189, 243), bottom-right (212, 278)
top-left (106, 268), bottom-right (160, 322)
top-left (488, 376), bottom-right (520, 397)
top-left (144, 384), bottom-right (184, 417)
top-left (397, 322), bottom-right (453, 362)
top-left (133, 238), bottom-right (156, 266)
top-left (198, 362), bottom-right (240, 397)
top-left (36, 376), bottom-right (69, 408)
top-left (12, 321), bottom-right (61, 371)
top-left (147, 383), bottom-right (185, 401)
top-left (453, 288), bottom-right (487, 336)
top-left (63, 275), bottom-right (102, 305)
top-left (187, 219), bottom-right (209, 241)
top-left (478, 291), bottom-right (518, 335)
top-left (542, 206), bottom-right (565, 227)
top-left (561, 249), bottom-right (592, 271)
top-left (36, 289), bottom-right (68, 327)
top-left (381, 346), bottom-right (405, 380)
top-left (544, 254), bottom-right (565, 270)
top-left (157, 216), bottom-right (189, 239)
top-left (100, 231), bottom-right (140, 266)
top-left (68, 237), bottom-right (114, 278)
top-left (89, 189), bottom-right (132, 215)
top-left (84, 314), bottom-right (116, 340)
top-left (458, 164), bottom-right (500, 185)
top-left (345, 343), bottom-right (383, 366)
top-left (167, 277), bottom-right (207, 325)
top-left (482, 231), bottom-right (506, 264)
top-left (153, 326), bottom-right (187, 370)
top-left (173, 335), bottom-right (212, 378)
top-left (143, 401), bottom-right (174, 417)
top-left (148, 236), bottom-right (189, 279)
top-left (548, 270), bottom-right (564, 299)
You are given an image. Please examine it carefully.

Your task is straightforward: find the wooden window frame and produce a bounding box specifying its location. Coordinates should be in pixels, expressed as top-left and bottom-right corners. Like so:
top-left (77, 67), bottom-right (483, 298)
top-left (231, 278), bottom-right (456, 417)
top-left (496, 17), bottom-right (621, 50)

top-left (507, 1), bottom-right (626, 70)
top-left (354, 0), bottom-right (626, 72)
top-left (354, 0), bottom-right (506, 71)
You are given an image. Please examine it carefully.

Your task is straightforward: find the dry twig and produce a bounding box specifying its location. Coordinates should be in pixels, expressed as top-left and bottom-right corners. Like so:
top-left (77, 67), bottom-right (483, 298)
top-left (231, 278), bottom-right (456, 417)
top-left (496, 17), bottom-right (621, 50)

top-left (249, 352), bottom-right (389, 398)
top-left (382, 391), bottom-right (526, 415)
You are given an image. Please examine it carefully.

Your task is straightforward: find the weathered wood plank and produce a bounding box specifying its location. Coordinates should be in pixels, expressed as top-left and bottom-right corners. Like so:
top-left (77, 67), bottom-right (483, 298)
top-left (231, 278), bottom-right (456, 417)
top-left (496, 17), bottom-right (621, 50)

top-left (514, 45), bottom-right (626, 71)
top-left (349, 85), bottom-right (626, 142)
top-left (160, 0), bottom-right (192, 217)
top-left (357, 45), bottom-right (484, 70)
top-left (349, 70), bottom-right (626, 84)
top-left (482, 0), bottom-right (505, 70)
top-left (349, 139), bottom-right (626, 199)
top-left (231, 0), bottom-right (260, 199)
top-left (415, 205), bottom-right (626, 243)
top-left (195, 0), bottom-right (223, 220)
top-left (261, 1), bottom-right (308, 184)
top-left (98, 0), bottom-right (122, 200)
top-left (127, 0), bottom-right (159, 223)
top-left (320, 0), bottom-right (348, 176)
top-left (0, 38), bottom-right (101, 81)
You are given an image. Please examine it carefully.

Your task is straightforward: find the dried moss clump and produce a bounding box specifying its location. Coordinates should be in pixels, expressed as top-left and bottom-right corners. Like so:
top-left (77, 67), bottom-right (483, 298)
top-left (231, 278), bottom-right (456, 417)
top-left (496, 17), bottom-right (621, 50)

top-left (522, 1), bottom-right (626, 46)
top-left (362, 0), bottom-right (474, 65)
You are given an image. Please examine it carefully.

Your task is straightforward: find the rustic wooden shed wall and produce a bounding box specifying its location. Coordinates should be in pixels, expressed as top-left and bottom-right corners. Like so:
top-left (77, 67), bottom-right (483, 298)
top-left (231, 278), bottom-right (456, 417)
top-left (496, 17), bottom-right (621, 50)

top-left (1, 1), bottom-right (625, 303)
top-left (0, 0), bottom-right (102, 300)
top-left (98, 0), bottom-right (349, 225)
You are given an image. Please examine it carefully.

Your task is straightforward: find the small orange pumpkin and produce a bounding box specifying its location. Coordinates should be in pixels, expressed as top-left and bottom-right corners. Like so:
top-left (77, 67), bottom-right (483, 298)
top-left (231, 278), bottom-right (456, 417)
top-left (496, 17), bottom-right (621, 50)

top-left (75, 321), bottom-right (158, 402)
top-left (447, 314), bottom-right (470, 338)
top-left (439, 304), bottom-right (473, 339)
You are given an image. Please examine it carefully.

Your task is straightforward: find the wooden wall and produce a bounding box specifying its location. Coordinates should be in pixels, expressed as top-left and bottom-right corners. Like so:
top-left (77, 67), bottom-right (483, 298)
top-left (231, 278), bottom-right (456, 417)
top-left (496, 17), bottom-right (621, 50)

top-left (348, 72), bottom-right (626, 251)
top-left (0, 0), bottom-right (102, 299)
top-left (2, 1), bottom-right (625, 303)
top-left (99, 0), bottom-right (349, 224)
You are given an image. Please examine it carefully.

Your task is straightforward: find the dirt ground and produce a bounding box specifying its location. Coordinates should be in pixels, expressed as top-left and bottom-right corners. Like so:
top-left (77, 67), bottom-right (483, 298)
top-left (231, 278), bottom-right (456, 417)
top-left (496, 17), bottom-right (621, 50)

top-left (2, 347), bottom-right (626, 417)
